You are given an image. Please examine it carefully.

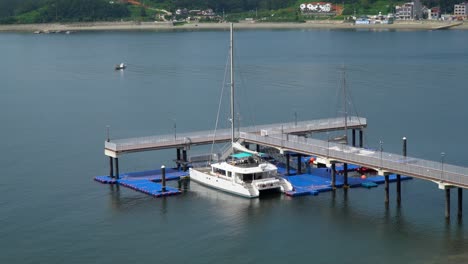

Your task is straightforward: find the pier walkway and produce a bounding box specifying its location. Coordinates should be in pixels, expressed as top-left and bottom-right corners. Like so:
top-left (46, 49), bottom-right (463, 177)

top-left (104, 115), bottom-right (468, 188)
top-left (100, 115), bottom-right (467, 218)
top-left (105, 116), bottom-right (367, 157)
top-left (241, 132), bottom-right (468, 189)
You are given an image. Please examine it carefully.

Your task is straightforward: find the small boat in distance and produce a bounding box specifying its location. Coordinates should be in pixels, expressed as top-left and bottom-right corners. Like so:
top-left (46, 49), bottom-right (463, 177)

top-left (115, 63), bottom-right (126, 70)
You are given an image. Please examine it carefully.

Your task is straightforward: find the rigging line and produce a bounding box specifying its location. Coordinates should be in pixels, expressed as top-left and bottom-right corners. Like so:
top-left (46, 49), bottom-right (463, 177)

top-left (329, 66), bottom-right (342, 137)
top-left (236, 55), bottom-right (257, 132)
top-left (327, 66), bottom-right (345, 139)
top-left (210, 49), bottom-right (231, 162)
top-left (343, 67), bottom-right (368, 148)
top-left (346, 72), bottom-right (362, 122)
top-left (232, 40), bottom-right (258, 133)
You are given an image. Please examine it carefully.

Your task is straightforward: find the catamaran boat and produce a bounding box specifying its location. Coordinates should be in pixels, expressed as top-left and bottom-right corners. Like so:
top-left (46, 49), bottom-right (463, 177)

top-left (189, 24), bottom-right (293, 198)
top-left (190, 147), bottom-right (293, 198)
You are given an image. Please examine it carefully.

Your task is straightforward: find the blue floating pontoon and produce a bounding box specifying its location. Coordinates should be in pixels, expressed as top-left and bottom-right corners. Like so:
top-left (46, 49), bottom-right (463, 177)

top-left (118, 179), bottom-right (181, 197)
top-left (277, 165), bottom-right (413, 198)
top-left (94, 168), bottom-right (185, 198)
top-left (120, 168), bottom-right (188, 182)
top-left (361, 182), bottom-right (378, 188)
top-left (94, 175), bottom-right (118, 184)
top-left (365, 174), bottom-right (412, 184)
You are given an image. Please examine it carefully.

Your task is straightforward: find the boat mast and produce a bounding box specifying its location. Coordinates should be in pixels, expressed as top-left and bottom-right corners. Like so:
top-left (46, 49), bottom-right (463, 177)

top-left (343, 65), bottom-right (348, 145)
top-left (230, 23), bottom-right (235, 145)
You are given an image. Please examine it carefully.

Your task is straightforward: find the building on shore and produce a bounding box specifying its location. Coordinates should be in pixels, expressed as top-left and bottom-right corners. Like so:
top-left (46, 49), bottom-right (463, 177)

top-left (396, 3), bottom-right (413, 19)
top-left (299, 2), bottom-right (340, 16)
top-left (454, 2), bottom-right (468, 19)
top-left (395, 1), bottom-right (423, 20)
top-left (429, 7), bottom-right (441, 20)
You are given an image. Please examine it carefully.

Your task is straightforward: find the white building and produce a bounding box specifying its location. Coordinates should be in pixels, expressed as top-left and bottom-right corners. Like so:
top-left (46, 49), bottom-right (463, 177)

top-left (299, 2), bottom-right (335, 14)
top-left (454, 2), bottom-right (468, 17)
top-left (396, 3), bottom-right (413, 19)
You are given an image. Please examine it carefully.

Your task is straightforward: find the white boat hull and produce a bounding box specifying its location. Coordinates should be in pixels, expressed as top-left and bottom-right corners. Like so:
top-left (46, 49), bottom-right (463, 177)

top-left (190, 168), bottom-right (256, 198)
top-left (189, 168), bottom-right (292, 198)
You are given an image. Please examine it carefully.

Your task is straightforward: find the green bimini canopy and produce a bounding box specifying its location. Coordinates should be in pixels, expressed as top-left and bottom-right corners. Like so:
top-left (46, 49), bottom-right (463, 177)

top-left (231, 152), bottom-right (253, 159)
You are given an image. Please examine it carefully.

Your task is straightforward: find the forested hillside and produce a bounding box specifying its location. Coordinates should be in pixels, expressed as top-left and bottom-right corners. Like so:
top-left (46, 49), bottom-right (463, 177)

top-left (0, 0), bottom-right (129, 23)
top-left (0, 0), bottom-right (463, 24)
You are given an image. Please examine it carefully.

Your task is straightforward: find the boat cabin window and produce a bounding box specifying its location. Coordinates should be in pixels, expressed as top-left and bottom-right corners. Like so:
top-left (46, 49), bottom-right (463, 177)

top-left (242, 174), bottom-right (253, 182)
top-left (213, 168), bottom-right (226, 176)
top-left (254, 173), bottom-right (264, 180)
top-left (227, 171), bottom-right (232, 178)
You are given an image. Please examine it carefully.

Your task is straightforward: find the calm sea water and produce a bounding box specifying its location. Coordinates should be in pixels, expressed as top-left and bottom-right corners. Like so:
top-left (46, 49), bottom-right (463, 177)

top-left (1, 29), bottom-right (468, 264)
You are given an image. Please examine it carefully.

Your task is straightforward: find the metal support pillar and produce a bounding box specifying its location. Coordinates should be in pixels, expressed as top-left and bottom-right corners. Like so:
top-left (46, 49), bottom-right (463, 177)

top-left (331, 163), bottom-right (336, 189)
top-left (458, 188), bottom-right (463, 218)
top-left (286, 153), bottom-right (290, 176)
top-left (256, 144), bottom-right (260, 152)
top-left (161, 165), bottom-right (166, 192)
top-left (397, 137), bottom-right (407, 205)
top-left (445, 188), bottom-right (451, 219)
top-left (115, 158), bottom-right (119, 180)
top-left (396, 174), bottom-right (401, 205)
top-left (106, 127), bottom-right (113, 179)
top-left (352, 129), bottom-right (356, 147)
top-left (109, 157), bottom-right (114, 178)
top-left (297, 154), bottom-right (302, 174)
top-left (176, 149), bottom-right (181, 170)
top-left (385, 175), bottom-right (389, 204)
top-left (343, 163), bottom-right (348, 188)
top-left (359, 129), bottom-right (363, 148)
top-left (182, 150), bottom-right (187, 171)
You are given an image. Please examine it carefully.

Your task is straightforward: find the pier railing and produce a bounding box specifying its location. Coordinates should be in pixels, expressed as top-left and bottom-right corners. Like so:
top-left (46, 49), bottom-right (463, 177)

top-left (240, 132), bottom-right (468, 187)
top-left (105, 116), bottom-right (367, 153)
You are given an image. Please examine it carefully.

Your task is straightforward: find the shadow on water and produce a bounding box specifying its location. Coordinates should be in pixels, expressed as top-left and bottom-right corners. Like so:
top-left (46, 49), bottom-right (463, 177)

top-left (258, 189), bottom-right (283, 200)
top-left (107, 183), bottom-right (170, 213)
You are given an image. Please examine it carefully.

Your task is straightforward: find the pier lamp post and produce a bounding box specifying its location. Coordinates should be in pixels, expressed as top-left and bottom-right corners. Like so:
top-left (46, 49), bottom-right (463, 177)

top-left (294, 111), bottom-right (298, 127)
top-left (379, 140), bottom-right (384, 169)
top-left (281, 125), bottom-right (285, 148)
top-left (237, 113), bottom-right (241, 135)
top-left (171, 118), bottom-right (177, 140)
top-left (106, 125), bottom-right (110, 142)
top-left (327, 131), bottom-right (330, 158)
top-left (441, 152), bottom-right (445, 182)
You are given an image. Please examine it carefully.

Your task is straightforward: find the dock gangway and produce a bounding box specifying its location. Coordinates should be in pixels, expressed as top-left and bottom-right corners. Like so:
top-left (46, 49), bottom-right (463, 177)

top-left (240, 132), bottom-right (468, 189)
top-left (105, 116), bottom-right (367, 157)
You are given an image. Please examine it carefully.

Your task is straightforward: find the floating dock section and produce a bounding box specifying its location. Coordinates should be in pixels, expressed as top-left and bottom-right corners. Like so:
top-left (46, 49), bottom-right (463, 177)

top-left (281, 167), bottom-right (412, 197)
top-left (94, 168), bottom-right (186, 198)
top-left (118, 179), bottom-right (181, 197)
top-left (119, 168), bottom-right (187, 182)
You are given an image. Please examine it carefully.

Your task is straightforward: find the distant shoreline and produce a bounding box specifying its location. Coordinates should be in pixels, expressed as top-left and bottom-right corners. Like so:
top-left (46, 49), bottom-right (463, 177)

top-left (0, 20), bottom-right (467, 32)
